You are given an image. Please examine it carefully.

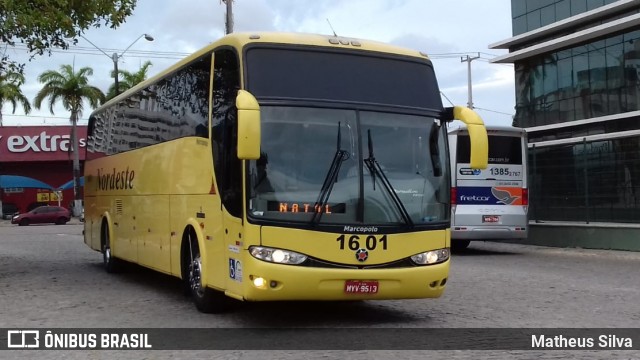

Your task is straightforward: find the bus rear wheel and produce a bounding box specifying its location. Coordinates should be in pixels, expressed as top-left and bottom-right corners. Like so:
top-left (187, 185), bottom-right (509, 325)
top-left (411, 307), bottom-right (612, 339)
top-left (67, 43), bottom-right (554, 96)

top-left (184, 229), bottom-right (229, 313)
top-left (101, 222), bottom-right (120, 273)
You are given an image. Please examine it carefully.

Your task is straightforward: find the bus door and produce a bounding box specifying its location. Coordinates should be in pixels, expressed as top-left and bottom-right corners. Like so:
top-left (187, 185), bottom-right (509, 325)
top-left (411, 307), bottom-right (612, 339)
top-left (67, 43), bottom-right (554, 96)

top-left (211, 48), bottom-right (246, 297)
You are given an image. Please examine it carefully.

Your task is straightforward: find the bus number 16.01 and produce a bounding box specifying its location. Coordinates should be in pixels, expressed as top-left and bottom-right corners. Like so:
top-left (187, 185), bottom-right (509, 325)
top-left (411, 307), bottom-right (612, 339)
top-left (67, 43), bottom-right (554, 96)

top-left (337, 234), bottom-right (388, 251)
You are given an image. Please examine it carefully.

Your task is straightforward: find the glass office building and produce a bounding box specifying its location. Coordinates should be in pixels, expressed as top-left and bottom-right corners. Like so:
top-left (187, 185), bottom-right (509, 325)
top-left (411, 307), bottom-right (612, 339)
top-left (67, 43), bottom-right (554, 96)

top-left (491, 0), bottom-right (640, 249)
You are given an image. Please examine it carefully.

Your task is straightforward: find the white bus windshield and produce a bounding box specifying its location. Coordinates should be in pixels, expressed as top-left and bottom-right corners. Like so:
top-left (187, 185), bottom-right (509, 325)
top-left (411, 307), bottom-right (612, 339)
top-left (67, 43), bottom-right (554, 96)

top-left (454, 134), bottom-right (525, 206)
top-left (456, 135), bottom-right (523, 165)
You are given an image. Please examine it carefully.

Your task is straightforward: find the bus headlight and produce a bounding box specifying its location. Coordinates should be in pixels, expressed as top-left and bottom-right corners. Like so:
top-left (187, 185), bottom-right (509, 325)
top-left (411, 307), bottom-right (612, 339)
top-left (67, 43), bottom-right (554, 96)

top-left (249, 246), bottom-right (307, 265)
top-left (410, 248), bottom-right (449, 265)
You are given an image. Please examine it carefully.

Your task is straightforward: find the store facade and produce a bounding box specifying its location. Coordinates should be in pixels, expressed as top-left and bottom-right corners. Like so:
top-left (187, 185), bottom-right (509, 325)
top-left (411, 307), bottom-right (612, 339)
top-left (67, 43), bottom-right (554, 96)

top-left (0, 126), bottom-right (87, 216)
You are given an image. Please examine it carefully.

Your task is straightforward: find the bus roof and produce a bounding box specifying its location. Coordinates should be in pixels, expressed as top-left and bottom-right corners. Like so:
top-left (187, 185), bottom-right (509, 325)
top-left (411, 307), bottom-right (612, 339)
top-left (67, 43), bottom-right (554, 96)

top-left (95, 32), bottom-right (429, 112)
top-left (216, 32), bottom-right (427, 58)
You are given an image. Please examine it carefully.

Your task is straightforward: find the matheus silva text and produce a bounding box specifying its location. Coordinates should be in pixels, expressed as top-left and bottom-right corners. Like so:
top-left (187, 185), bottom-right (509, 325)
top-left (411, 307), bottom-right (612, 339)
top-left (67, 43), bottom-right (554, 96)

top-left (532, 334), bottom-right (633, 349)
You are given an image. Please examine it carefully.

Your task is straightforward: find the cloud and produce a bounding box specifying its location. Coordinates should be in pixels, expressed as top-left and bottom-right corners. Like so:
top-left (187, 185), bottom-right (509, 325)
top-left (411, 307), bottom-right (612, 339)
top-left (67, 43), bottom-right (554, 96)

top-left (390, 33), bottom-right (458, 54)
top-left (2, 0), bottom-right (515, 126)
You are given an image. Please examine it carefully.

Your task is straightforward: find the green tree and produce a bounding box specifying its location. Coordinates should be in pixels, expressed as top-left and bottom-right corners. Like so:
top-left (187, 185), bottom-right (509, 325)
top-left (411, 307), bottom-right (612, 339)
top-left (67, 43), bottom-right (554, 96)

top-left (0, 0), bottom-right (137, 73)
top-left (0, 70), bottom-right (31, 126)
top-left (34, 64), bottom-right (105, 216)
top-left (106, 60), bottom-right (153, 100)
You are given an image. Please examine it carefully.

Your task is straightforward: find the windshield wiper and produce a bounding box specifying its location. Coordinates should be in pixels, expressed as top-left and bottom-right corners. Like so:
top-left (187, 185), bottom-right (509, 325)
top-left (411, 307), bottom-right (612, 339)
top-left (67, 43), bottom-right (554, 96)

top-left (364, 129), bottom-right (414, 227)
top-left (311, 122), bottom-right (349, 225)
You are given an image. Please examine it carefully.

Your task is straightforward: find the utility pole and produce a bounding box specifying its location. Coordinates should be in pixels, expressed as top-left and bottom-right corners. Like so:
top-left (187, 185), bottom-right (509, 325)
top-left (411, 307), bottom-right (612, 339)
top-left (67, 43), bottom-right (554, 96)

top-left (461, 53), bottom-right (480, 109)
top-left (71, 110), bottom-right (81, 217)
top-left (223, 0), bottom-right (234, 34)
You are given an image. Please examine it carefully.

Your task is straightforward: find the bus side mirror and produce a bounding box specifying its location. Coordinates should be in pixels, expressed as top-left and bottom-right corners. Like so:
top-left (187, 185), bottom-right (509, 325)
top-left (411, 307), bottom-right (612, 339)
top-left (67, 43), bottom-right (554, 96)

top-left (443, 106), bottom-right (488, 169)
top-left (236, 90), bottom-right (261, 160)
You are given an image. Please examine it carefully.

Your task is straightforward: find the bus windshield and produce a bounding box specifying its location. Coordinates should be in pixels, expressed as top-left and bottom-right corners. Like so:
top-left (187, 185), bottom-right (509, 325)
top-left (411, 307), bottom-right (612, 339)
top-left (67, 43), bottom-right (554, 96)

top-left (457, 135), bottom-right (523, 165)
top-left (247, 106), bottom-right (450, 226)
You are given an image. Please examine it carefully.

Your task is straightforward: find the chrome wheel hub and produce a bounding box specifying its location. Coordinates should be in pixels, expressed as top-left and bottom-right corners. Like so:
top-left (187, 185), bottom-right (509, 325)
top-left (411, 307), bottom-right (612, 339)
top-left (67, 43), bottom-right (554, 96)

top-left (189, 256), bottom-right (204, 296)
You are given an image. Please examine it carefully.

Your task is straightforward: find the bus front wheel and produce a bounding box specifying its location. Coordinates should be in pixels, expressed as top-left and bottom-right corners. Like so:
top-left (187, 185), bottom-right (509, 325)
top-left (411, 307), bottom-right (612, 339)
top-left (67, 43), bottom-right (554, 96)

top-left (183, 228), bottom-right (229, 313)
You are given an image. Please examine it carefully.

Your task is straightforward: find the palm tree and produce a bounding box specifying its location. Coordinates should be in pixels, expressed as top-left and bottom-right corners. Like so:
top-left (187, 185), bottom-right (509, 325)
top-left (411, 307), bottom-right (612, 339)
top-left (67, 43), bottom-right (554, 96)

top-left (34, 64), bottom-right (105, 216)
top-left (0, 70), bottom-right (32, 126)
top-left (106, 60), bottom-right (153, 100)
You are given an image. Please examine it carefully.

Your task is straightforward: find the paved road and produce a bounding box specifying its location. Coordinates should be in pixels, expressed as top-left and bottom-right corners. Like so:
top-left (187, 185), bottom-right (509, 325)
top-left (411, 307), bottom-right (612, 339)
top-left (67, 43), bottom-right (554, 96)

top-left (1, 222), bottom-right (639, 359)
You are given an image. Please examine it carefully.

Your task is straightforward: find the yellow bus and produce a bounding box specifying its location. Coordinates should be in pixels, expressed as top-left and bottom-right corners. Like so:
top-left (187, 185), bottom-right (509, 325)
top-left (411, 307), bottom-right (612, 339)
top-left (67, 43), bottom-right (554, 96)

top-left (84, 32), bottom-right (488, 313)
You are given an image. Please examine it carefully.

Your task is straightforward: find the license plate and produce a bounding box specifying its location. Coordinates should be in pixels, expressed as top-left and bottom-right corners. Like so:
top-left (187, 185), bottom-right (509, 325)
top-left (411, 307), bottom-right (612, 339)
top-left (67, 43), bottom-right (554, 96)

top-left (483, 215), bottom-right (500, 223)
top-left (344, 280), bottom-right (379, 294)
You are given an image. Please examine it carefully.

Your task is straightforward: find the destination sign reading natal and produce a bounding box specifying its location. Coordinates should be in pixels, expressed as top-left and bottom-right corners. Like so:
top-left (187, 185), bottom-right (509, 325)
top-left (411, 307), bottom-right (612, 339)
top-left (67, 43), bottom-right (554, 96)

top-left (0, 126), bottom-right (88, 162)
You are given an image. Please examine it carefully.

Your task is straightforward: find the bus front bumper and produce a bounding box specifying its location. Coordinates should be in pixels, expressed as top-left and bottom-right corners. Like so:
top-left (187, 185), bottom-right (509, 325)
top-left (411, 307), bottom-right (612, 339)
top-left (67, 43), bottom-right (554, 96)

top-left (237, 257), bottom-right (450, 302)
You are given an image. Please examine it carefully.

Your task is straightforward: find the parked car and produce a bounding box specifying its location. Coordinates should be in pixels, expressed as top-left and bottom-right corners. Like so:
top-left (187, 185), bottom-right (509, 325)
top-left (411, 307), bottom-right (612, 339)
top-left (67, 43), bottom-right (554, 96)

top-left (11, 206), bottom-right (71, 226)
top-left (2, 203), bottom-right (19, 220)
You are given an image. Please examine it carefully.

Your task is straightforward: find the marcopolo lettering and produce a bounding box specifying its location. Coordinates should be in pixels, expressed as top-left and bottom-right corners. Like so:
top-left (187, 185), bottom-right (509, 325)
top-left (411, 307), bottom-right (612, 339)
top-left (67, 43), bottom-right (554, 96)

top-left (5, 131), bottom-right (87, 153)
top-left (343, 225), bottom-right (379, 233)
top-left (97, 167), bottom-right (135, 191)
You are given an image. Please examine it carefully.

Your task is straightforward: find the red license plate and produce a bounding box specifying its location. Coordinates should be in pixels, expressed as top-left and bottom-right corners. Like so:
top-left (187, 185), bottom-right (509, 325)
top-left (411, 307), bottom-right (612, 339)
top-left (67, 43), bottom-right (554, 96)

top-left (483, 215), bottom-right (500, 223)
top-left (344, 280), bottom-right (379, 294)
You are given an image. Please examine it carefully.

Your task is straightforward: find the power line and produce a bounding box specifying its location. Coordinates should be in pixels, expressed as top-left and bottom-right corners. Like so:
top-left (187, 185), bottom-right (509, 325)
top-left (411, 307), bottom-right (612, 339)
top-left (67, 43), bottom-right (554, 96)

top-left (440, 91), bottom-right (456, 107)
top-left (476, 58), bottom-right (514, 67)
top-left (440, 92), bottom-right (513, 118)
top-left (474, 107), bottom-right (514, 117)
top-left (7, 44), bottom-right (189, 60)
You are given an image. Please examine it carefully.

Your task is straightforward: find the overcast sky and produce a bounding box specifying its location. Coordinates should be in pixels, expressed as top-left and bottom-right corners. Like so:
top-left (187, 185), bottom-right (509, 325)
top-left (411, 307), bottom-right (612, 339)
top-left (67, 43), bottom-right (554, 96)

top-left (2, 0), bottom-right (514, 127)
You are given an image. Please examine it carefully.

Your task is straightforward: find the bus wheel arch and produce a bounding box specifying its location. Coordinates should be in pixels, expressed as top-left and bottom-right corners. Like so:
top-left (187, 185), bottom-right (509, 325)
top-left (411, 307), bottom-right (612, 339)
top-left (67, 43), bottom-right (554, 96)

top-left (180, 224), bottom-right (229, 313)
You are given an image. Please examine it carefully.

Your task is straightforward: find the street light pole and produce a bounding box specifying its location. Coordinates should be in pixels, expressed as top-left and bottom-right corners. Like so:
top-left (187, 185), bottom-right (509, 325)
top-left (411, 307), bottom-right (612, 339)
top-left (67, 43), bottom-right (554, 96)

top-left (112, 33), bottom-right (154, 95)
top-left (80, 33), bottom-right (154, 96)
top-left (112, 52), bottom-right (120, 95)
top-left (223, 0), bottom-right (234, 34)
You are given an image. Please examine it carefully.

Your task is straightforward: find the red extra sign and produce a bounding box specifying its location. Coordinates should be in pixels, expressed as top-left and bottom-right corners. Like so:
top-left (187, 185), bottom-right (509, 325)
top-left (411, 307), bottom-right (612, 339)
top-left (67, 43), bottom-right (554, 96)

top-left (0, 126), bottom-right (88, 162)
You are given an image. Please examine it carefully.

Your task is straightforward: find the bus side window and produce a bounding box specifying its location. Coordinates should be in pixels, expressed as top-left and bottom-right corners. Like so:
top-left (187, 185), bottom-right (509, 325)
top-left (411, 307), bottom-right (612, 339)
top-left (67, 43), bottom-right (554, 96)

top-left (212, 48), bottom-right (242, 217)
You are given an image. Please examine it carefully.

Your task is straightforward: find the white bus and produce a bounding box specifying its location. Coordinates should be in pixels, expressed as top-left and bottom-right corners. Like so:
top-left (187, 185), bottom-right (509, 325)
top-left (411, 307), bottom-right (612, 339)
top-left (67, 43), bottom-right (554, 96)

top-left (448, 125), bottom-right (528, 250)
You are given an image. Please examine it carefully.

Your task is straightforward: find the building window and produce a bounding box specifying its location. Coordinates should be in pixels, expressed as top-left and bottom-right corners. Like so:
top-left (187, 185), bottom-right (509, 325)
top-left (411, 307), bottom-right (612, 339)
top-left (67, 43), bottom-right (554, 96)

top-left (530, 135), bottom-right (640, 223)
top-left (513, 30), bottom-right (640, 128)
top-left (511, 0), bottom-right (615, 35)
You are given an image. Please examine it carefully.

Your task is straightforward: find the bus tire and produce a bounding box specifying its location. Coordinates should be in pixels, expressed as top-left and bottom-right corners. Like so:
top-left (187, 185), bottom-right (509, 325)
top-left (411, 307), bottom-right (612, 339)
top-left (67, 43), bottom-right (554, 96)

top-left (451, 239), bottom-right (471, 251)
top-left (101, 221), bottom-right (120, 273)
top-left (183, 227), bottom-right (229, 313)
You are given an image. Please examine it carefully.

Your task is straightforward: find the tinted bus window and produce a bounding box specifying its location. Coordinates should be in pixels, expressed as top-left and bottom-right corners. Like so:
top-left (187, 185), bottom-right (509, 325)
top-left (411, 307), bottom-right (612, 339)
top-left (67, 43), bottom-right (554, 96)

top-left (245, 46), bottom-right (442, 111)
top-left (457, 135), bottom-right (522, 165)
